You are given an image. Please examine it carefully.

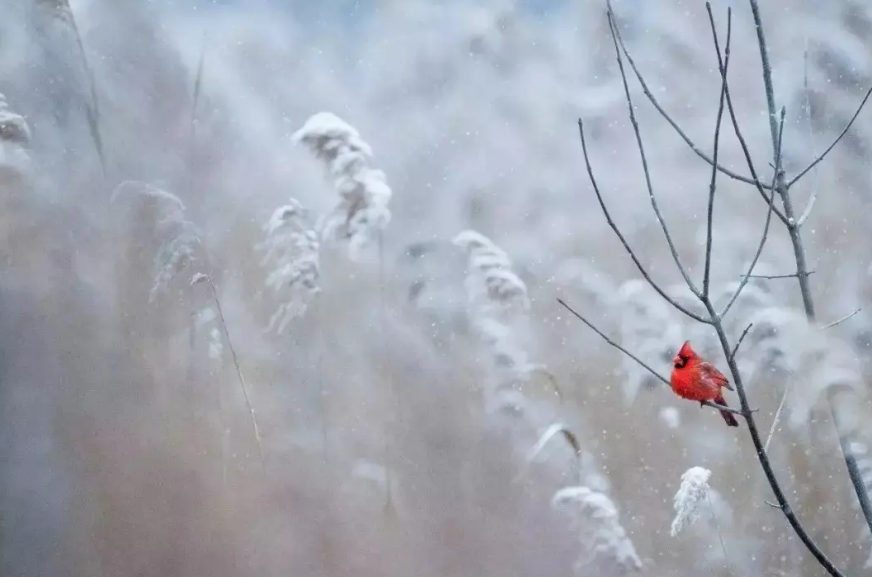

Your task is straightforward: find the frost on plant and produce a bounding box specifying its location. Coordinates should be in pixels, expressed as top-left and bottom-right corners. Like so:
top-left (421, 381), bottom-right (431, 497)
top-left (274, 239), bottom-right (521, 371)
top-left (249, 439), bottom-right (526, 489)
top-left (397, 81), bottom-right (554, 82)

top-left (256, 198), bottom-right (321, 334)
top-left (0, 93), bottom-right (31, 178)
top-left (453, 230), bottom-right (551, 415)
top-left (292, 112), bottom-right (392, 261)
top-left (552, 486), bottom-right (643, 573)
top-left (671, 466), bottom-right (712, 537)
top-left (453, 230), bottom-right (529, 313)
top-left (616, 280), bottom-right (683, 405)
top-left (110, 181), bottom-right (201, 303)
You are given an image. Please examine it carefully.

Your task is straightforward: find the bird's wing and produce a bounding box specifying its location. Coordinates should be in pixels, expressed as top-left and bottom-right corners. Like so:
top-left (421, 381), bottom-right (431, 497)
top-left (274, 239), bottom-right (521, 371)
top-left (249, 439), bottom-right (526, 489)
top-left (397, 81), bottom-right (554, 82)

top-left (698, 361), bottom-right (732, 389)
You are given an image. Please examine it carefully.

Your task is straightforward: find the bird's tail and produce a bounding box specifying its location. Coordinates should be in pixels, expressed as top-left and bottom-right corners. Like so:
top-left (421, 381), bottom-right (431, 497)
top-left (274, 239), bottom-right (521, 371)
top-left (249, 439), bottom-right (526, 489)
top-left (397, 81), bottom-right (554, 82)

top-left (715, 394), bottom-right (739, 427)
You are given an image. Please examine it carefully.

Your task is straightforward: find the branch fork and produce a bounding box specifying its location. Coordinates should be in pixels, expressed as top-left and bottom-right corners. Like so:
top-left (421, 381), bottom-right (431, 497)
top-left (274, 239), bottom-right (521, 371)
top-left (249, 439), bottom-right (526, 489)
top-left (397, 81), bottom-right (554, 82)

top-left (559, 3), bottom-right (859, 575)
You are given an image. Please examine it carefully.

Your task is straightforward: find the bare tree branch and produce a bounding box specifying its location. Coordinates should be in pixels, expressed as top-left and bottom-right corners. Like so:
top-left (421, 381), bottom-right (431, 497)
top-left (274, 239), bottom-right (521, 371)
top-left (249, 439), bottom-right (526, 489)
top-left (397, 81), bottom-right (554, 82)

top-left (191, 273), bottom-right (266, 475)
top-left (556, 298), bottom-right (749, 418)
top-left (763, 383), bottom-right (791, 454)
top-left (556, 298), bottom-right (669, 387)
top-left (607, 10), bottom-right (768, 191)
top-left (748, 6), bottom-right (872, 539)
top-left (819, 308), bottom-right (861, 330)
top-left (606, 10), bottom-right (700, 297)
top-left (795, 48), bottom-right (819, 228)
top-left (729, 323), bottom-right (753, 362)
top-left (746, 271), bottom-right (815, 280)
top-left (787, 84), bottom-right (872, 189)
top-left (701, 400), bottom-right (749, 416)
top-left (727, 3), bottom-right (847, 573)
top-left (747, 6), bottom-right (871, 538)
top-left (764, 307), bottom-right (863, 465)
top-left (566, 4), bottom-right (848, 569)
top-left (701, 8), bottom-right (731, 299)
top-left (719, 106), bottom-right (783, 321)
top-left (576, 118), bottom-right (710, 324)
top-left (700, 16), bottom-right (790, 228)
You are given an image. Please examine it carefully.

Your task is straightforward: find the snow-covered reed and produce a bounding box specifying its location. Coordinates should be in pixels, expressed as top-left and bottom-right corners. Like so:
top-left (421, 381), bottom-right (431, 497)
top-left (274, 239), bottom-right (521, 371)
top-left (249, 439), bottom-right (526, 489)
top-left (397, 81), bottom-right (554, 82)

top-left (292, 112), bottom-right (392, 261)
top-left (453, 229), bottom-right (552, 415)
top-left (110, 181), bottom-right (201, 304)
top-left (552, 485), bottom-right (643, 573)
top-left (256, 198), bottom-right (321, 334)
top-left (671, 466), bottom-right (712, 537)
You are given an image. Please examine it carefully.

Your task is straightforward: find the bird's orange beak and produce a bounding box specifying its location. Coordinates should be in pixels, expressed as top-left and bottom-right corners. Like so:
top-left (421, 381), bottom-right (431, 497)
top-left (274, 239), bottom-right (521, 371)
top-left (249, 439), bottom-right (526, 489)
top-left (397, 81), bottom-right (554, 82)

top-left (672, 355), bottom-right (681, 366)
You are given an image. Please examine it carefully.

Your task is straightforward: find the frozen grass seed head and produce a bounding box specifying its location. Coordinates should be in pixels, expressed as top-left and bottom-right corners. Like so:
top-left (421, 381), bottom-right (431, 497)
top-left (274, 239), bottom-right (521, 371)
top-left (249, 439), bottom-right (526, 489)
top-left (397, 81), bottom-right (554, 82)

top-left (257, 198), bottom-right (321, 334)
top-left (292, 112), bottom-right (392, 261)
top-left (671, 466), bottom-right (712, 537)
top-left (552, 485), bottom-right (643, 572)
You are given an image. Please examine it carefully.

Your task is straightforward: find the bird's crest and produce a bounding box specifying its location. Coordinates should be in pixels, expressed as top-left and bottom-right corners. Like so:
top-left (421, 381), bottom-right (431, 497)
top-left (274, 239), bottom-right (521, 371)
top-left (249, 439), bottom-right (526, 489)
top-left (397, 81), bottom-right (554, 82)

top-left (677, 341), bottom-right (697, 360)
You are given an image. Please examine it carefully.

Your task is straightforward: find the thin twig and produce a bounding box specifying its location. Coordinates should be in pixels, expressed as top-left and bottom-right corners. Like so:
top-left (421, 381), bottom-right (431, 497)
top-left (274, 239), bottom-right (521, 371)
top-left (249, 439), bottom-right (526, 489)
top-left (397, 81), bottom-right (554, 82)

top-left (708, 289), bottom-right (846, 573)
top-left (746, 271), bottom-right (815, 280)
top-left (606, 8), bottom-right (700, 297)
top-left (743, 1), bottom-right (816, 319)
top-left (761, 308), bottom-right (864, 464)
top-left (557, 298), bottom-right (750, 417)
top-left (719, 107), bottom-right (784, 320)
top-left (607, 3), bottom-right (769, 191)
top-left (576, 119), bottom-right (709, 323)
top-left (763, 382), bottom-right (790, 454)
top-left (748, 4), bottom-right (872, 540)
top-left (557, 298), bottom-right (668, 387)
top-left (192, 273), bottom-right (266, 474)
top-left (729, 323), bottom-right (753, 362)
top-left (748, 1), bottom-right (779, 155)
top-left (762, 309), bottom-right (862, 463)
top-left (709, 1), bottom-right (785, 322)
top-left (795, 48), bottom-right (819, 228)
top-left (819, 307), bottom-right (861, 330)
top-left (702, 8), bottom-right (731, 299)
top-left (787, 84), bottom-right (872, 189)
top-left (701, 400), bottom-right (748, 416)
top-left (731, 3), bottom-right (846, 574)
top-left (708, 51), bottom-right (789, 223)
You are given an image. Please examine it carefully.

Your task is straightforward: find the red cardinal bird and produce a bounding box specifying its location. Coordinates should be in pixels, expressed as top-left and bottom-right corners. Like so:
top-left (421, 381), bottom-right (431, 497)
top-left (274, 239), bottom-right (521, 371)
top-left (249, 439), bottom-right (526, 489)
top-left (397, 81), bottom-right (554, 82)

top-left (670, 341), bottom-right (739, 427)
